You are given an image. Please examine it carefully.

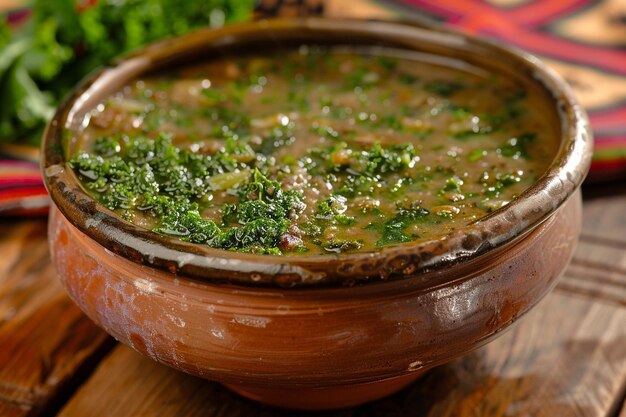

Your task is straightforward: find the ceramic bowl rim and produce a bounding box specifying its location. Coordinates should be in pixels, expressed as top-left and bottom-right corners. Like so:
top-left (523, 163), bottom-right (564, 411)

top-left (41, 17), bottom-right (593, 288)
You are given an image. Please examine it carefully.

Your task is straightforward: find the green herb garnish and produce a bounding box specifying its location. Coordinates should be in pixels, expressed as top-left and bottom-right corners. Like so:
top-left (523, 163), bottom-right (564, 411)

top-left (0, 0), bottom-right (254, 144)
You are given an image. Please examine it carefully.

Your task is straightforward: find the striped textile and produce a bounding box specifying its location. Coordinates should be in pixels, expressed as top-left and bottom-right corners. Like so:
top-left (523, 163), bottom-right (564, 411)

top-left (0, 159), bottom-right (49, 216)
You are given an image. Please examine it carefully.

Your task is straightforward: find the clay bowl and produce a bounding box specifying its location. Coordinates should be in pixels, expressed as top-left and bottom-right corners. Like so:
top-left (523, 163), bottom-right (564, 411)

top-left (42, 18), bottom-right (592, 410)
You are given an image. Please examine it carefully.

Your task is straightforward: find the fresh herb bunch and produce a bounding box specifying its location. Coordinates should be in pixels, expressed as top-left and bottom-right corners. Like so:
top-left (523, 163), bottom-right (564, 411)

top-left (0, 0), bottom-right (254, 145)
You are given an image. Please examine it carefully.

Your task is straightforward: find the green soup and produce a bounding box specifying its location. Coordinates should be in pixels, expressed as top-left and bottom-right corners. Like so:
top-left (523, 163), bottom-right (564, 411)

top-left (70, 47), bottom-right (558, 255)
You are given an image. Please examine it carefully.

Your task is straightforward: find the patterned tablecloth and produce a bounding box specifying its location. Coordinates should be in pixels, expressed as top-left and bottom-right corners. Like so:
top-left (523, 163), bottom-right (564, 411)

top-left (1, 0), bottom-right (625, 215)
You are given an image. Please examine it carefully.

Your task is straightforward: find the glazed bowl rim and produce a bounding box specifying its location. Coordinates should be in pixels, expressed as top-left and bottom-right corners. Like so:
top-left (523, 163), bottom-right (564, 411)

top-left (41, 17), bottom-right (592, 288)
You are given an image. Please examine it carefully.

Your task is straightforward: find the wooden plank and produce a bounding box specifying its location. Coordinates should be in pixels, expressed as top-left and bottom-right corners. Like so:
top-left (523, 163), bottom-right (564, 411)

top-left (555, 190), bottom-right (626, 306)
top-left (414, 292), bottom-right (626, 417)
top-left (58, 346), bottom-right (236, 417)
top-left (580, 183), bottom-right (626, 243)
top-left (0, 220), bottom-right (113, 417)
top-left (557, 236), bottom-right (626, 307)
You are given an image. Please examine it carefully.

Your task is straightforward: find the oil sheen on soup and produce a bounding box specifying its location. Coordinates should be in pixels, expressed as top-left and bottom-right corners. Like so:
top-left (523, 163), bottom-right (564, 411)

top-left (70, 46), bottom-right (559, 256)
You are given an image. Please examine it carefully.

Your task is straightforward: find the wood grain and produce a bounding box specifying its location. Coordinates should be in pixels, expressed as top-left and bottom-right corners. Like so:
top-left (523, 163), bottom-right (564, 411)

top-left (0, 220), bottom-right (112, 417)
top-left (556, 191), bottom-right (626, 307)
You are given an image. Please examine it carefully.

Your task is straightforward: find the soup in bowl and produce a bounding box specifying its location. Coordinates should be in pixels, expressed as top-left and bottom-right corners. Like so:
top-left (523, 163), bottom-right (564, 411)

top-left (42, 18), bottom-right (591, 409)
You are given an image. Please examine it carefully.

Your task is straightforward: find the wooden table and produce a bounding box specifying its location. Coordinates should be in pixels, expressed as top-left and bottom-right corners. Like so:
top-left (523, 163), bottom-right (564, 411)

top-left (0, 181), bottom-right (625, 417)
top-left (2, 1), bottom-right (626, 415)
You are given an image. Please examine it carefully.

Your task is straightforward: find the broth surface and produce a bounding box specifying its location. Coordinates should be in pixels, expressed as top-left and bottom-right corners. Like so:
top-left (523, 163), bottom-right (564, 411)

top-left (70, 47), bottom-right (559, 255)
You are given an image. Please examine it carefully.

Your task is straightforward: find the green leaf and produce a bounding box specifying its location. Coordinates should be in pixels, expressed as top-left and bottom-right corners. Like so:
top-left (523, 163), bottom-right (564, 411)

top-left (0, 57), bottom-right (55, 142)
top-left (0, 0), bottom-right (256, 144)
top-left (499, 133), bottom-right (536, 159)
top-left (425, 80), bottom-right (465, 97)
top-left (366, 206), bottom-right (432, 247)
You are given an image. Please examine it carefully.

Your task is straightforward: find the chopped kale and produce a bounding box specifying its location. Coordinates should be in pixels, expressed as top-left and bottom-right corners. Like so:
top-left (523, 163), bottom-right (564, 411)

top-left (343, 68), bottom-right (379, 89)
top-left (376, 56), bottom-right (398, 72)
top-left (442, 176), bottom-right (463, 193)
top-left (376, 114), bottom-right (404, 131)
top-left (366, 206), bottom-right (432, 247)
top-left (316, 195), bottom-right (347, 218)
top-left (467, 149), bottom-right (486, 162)
top-left (425, 80), bottom-right (465, 97)
top-left (398, 73), bottom-right (417, 85)
top-left (70, 136), bottom-right (305, 254)
top-left (359, 143), bottom-right (417, 176)
top-left (93, 136), bottom-right (121, 157)
top-left (154, 203), bottom-right (222, 243)
top-left (235, 200), bottom-right (287, 223)
top-left (483, 172), bottom-right (522, 198)
top-left (314, 195), bottom-right (357, 228)
top-left (202, 88), bottom-right (226, 102)
top-left (311, 125), bottom-right (340, 140)
top-left (238, 168), bottom-right (283, 203)
top-left (499, 133), bottom-right (536, 159)
top-left (481, 90), bottom-right (527, 128)
top-left (321, 239), bottom-right (364, 253)
top-left (220, 218), bottom-right (290, 250)
top-left (337, 175), bottom-right (381, 197)
top-left (255, 125), bottom-right (296, 155)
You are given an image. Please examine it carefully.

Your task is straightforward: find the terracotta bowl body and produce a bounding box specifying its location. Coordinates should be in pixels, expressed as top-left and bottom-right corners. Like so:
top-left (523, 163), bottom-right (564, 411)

top-left (42, 19), bottom-right (592, 410)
